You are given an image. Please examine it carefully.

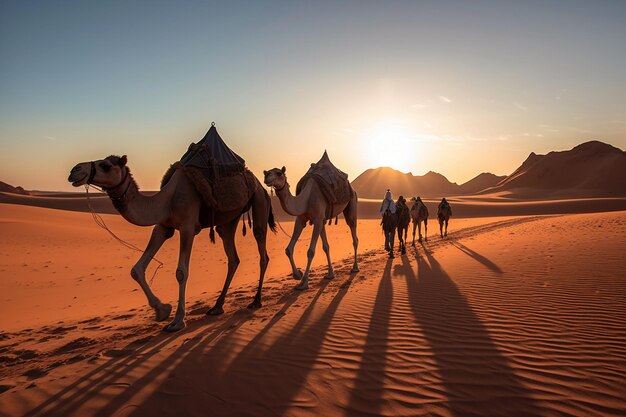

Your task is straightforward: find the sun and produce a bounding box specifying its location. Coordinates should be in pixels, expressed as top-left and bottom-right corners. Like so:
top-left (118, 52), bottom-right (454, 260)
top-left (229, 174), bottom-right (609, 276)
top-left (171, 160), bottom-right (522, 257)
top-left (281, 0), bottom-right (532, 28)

top-left (363, 120), bottom-right (416, 172)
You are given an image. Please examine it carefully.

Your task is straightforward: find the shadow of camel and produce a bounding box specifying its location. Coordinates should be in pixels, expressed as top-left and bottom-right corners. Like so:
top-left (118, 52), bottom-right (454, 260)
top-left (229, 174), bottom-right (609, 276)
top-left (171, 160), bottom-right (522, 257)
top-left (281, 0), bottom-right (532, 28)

top-left (345, 258), bottom-right (393, 416)
top-left (450, 241), bottom-right (503, 274)
top-left (20, 311), bottom-right (251, 417)
top-left (394, 244), bottom-right (541, 417)
top-left (116, 273), bottom-right (358, 417)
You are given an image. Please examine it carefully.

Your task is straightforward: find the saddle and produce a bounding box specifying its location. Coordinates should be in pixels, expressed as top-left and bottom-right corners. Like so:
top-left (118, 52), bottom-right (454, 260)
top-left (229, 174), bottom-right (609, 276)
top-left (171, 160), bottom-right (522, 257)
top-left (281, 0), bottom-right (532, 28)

top-left (161, 124), bottom-right (257, 214)
top-left (296, 151), bottom-right (353, 220)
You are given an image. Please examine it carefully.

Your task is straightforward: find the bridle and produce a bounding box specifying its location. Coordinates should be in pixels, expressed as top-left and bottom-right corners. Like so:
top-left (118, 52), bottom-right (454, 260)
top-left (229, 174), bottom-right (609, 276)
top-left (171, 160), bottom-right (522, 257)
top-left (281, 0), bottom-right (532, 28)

top-left (86, 161), bottom-right (131, 201)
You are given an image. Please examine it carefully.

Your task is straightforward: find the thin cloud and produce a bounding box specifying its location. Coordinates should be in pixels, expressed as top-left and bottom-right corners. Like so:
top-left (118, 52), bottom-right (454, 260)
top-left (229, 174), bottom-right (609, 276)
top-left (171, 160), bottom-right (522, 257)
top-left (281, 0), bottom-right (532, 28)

top-left (439, 96), bottom-right (452, 103)
top-left (514, 103), bottom-right (528, 111)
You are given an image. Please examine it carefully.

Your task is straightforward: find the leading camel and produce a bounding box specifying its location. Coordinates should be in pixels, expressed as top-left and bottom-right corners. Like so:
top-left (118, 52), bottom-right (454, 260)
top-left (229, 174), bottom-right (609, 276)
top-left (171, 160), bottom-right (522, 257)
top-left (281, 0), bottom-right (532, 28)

top-left (263, 163), bottom-right (359, 291)
top-left (68, 155), bottom-right (275, 332)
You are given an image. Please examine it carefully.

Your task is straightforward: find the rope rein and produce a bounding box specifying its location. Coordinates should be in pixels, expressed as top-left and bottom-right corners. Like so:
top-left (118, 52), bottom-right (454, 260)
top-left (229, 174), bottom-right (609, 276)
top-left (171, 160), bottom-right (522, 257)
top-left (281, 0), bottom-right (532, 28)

top-left (269, 186), bottom-right (294, 240)
top-left (84, 184), bottom-right (163, 286)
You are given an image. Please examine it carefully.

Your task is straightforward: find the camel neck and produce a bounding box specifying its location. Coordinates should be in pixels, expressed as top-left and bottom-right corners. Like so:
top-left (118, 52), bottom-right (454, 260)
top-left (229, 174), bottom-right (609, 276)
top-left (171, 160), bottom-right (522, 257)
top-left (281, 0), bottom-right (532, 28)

top-left (109, 174), bottom-right (171, 226)
top-left (275, 182), bottom-right (309, 217)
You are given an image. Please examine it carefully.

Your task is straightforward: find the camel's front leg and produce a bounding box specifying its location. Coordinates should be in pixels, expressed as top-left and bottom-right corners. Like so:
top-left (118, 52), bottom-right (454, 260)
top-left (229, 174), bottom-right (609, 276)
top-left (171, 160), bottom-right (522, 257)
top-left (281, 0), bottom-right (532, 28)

top-left (320, 225), bottom-right (334, 280)
top-left (296, 220), bottom-right (323, 291)
top-left (286, 217), bottom-right (306, 280)
top-left (418, 220), bottom-right (423, 243)
top-left (445, 219), bottom-right (449, 237)
top-left (412, 220), bottom-right (417, 245)
top-left (130, 225), bottom-right (173, 322)
top-left (207, 219), bottom-right (239, 316)
top-left (424, 218), bottom-right (428, 241)
top-left (164, 227), bottom-right (195, 332)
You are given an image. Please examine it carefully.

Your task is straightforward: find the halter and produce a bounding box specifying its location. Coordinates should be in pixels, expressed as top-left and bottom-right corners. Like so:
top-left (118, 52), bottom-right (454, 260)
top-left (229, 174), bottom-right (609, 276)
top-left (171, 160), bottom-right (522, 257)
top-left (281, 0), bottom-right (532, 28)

top-left (105, 167), bottom-right (131, 201)
top-left (86, 161), bottom-right (131, 201)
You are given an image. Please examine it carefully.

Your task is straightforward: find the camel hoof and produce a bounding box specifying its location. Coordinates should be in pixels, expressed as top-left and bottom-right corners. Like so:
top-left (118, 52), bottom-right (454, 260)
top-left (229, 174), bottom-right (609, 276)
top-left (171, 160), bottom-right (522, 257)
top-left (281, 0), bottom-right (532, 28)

top-left (163, 320), bottom-right (185, 332)
top-left (350, 266), bottom-right (360, 273)
top-left (389, 252), bottom-right (395, 259)
top-left (324, 272), bottom-right (335, 280)
top-left (247, 299), bottom-right (262, 309)
top-left (206, 305), bottom-right (224, 316)
top-left (295, 282), bottom-right (309, 291)
top-left (292, 269), bottom-right (303, 280)
top-left (154, 303), bottom-right (172, 322)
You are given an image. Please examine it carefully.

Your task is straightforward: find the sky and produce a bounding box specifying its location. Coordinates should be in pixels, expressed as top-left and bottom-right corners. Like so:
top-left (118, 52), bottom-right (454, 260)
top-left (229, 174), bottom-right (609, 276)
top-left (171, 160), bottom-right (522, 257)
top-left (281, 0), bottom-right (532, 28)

top-left (1, 0), bottom-right (625, 191)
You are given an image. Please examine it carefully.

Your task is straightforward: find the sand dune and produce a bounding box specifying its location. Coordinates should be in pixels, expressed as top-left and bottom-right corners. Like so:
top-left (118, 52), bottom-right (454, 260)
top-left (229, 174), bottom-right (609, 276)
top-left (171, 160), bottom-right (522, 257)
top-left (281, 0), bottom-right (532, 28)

top-left (1, 206), bottom-right (625, 417)
top-left (3, 190), bottom-right (626, 223)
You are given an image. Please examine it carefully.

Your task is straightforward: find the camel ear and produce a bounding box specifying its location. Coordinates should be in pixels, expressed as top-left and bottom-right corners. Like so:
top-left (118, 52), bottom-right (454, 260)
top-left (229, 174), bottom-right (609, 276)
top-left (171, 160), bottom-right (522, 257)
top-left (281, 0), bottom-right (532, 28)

top-left (263, 170), bottom-right (267, 176)
top-left (281, 166), bottom-right (286, 173)
top-left (120, 155), bottom-right (128, 167)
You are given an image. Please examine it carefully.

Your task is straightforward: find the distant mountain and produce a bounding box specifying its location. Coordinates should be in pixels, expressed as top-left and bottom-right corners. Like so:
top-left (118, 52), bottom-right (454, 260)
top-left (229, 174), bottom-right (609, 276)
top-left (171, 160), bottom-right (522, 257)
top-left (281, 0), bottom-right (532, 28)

top-left (458, 172), bottom-right (507, 195)
top-left (0, 181), bottom-right (29, 195)
top-left (483, 140), bottom-right (626, 197)
top-left (351, 167), bottom-right (503, 199)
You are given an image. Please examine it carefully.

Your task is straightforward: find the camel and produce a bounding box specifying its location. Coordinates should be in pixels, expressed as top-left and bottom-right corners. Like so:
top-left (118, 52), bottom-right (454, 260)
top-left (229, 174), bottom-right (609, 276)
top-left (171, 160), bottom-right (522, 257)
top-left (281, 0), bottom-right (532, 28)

top-left (437, 198), bottom-right (452, 238)
top-left (263, 158), bottom-right (359, 291)
top-left (68, 154), bottom-right (275, 332)
top-left (381, 209), bottom-right (398, 258)
top-left (396, 196), bottom-right (410, 255)
top-left (410, 196), bottom-right (429, 244)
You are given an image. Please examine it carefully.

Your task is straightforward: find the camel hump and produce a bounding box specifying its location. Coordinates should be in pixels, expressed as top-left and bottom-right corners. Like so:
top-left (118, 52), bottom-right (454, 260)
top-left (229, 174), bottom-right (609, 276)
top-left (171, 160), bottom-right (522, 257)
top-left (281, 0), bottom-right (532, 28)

top-left (296, 151), bottom-right (352, 205)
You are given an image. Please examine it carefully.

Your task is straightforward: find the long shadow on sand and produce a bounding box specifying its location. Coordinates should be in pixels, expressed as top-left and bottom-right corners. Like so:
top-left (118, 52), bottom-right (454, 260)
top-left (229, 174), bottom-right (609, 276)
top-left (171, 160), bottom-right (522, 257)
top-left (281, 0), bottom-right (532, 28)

top-left (345, 258), bottom-right (393, 416)
top-left (20, 312), bottom-right (250, 417)
top-left (118, 273), bottom-right (358, 417)
top-left (449, 241), bottom-right (503, 274)
top-left (396, 244), bottom-right (541, 417)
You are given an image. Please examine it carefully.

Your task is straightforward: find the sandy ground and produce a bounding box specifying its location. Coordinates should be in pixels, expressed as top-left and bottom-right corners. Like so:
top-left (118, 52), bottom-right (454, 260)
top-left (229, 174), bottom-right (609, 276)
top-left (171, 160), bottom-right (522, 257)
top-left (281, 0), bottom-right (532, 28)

top-left (1, 205), bottom-right (625, 416)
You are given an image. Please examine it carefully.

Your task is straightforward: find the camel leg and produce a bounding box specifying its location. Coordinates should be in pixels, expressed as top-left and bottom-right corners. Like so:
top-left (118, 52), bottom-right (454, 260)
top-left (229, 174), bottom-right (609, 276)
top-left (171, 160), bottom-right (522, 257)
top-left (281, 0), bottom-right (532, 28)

top-left (320, 225), bottom-right (334, 279)
top-left (286, 217), bottom-right (306, 280)
top-left (344, 195), bottom-right (359, 273)
top-left (207, 218), bottom-right (240, 316)
top-left (403, 226), bottom-right (408, 251)
top-left (296, 219), bottom-right (323, 291)
top-left (418, 220), bottom-right (423, 243)
top-left (389, 229), bottom-right (396, 258)
top-left (424, 218), bottom-right (428, 241)
top-left (130, 225), bottom-right (173, 322)
top-left (249, 192), bottom-right (271, 309)
top-left (445, 219), bottom-right (449, 237)
top-left (439, 219), bottom-right (444, 238)
top-left (412, 220), bottom-right (417, 245)
top-left (164, 226), bottom-right (196, 332)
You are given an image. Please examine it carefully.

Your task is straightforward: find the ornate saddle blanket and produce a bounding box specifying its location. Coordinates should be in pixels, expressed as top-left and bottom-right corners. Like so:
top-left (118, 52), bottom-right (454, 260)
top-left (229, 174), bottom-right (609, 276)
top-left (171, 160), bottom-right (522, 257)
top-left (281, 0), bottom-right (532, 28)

top-left (295, 152), bottom-right (353, 207)
top-left (161, 162), bottom-right (257, 213)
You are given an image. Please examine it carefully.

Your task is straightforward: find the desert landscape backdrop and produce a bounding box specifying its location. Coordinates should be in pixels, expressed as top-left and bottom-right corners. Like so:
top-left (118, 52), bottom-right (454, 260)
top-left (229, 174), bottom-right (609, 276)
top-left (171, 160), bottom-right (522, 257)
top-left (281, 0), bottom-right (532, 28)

top-left (2, 1), bottom-right (626, 416)
top-left (1, 139), bottom-right (625, 416)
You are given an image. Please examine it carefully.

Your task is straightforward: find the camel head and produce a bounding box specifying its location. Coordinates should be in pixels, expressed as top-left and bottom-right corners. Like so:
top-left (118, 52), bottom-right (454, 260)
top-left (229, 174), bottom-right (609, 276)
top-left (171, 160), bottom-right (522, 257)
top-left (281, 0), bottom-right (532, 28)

top-left (263, 166), bottom-right (287, 190)
top-left (68, 155), bottom-right (128, 189)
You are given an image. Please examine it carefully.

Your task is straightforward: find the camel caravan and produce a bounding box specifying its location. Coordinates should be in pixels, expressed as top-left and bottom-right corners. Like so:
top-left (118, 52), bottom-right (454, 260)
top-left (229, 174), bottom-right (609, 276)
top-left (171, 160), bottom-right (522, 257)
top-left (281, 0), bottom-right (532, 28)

top-left (379, 191), bottom-right (452, 258)
top-left (68, 125), bottom-right (358, 331)
top-left (67, 124), bottom-right (450, 331)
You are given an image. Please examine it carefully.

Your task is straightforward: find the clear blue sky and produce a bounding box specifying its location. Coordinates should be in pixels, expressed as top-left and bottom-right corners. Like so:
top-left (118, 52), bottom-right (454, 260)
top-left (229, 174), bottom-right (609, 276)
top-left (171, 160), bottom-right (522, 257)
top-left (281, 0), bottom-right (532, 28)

top-left (1, 0), bottom-right (625, 190)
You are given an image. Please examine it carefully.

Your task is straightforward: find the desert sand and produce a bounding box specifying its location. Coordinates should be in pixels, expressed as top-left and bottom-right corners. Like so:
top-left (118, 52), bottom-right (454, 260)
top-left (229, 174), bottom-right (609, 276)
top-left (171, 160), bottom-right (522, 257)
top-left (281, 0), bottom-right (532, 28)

top-left (1, 201), bottom-right (625, 417)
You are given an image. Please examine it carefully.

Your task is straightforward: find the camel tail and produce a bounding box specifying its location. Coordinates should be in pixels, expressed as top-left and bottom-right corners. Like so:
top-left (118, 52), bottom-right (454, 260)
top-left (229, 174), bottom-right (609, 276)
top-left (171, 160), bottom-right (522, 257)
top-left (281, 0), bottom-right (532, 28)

top-left (265, 188), bottom-right (277, 234)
